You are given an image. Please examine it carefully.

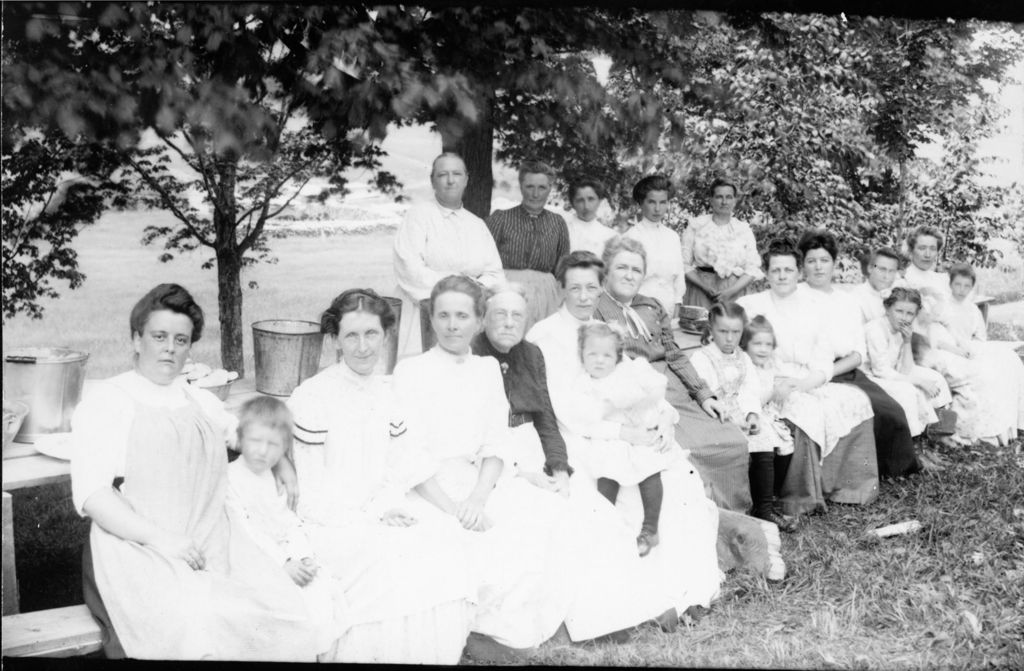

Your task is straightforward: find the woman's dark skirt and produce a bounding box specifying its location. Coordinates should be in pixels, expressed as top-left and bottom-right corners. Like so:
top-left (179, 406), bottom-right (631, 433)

top-left (833, 368), bottom-right (922, 478)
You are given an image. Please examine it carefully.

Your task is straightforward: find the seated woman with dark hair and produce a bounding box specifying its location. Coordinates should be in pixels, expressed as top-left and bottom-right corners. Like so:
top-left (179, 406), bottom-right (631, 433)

top-left (797, 228), bottom-right (921, 478)
top-left (72, 284), bottom-right (337, 661)
top-left (682, 177), bottom-right (763, 307)
top-left (393, 275), bottom-right (576, 654)
top-left (286, 288), bottom-right (476, 664)
top-left (737, 239), bottom-right (879, 515)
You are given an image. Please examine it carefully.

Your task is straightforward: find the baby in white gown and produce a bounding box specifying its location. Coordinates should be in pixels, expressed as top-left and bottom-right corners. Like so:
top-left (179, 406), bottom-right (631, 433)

top-left (567, 322), bottom-right (682, 557)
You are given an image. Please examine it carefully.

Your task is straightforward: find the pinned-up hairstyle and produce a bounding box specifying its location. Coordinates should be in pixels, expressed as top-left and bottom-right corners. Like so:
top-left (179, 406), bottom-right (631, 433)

top-left (861, 246), bottom-right (902, 275)
top-left (740, 314), bottom-right (777, 350)
top-left (796, 228), bottom-right (839, 263)
top-left (568, 177), bottom-right (608, 202)
top-left (129, 283), bottom-right (205, 343)
top-left (236, 396), bottom-right (294, 458)
top-left (601, 235), bottom-right (648, 275)
top-left (761, 237), bottom-right (802, 270)
top-left (882, 286), bottom-right (923, 312)
top-left (709, 177), bottom-right (739, 197)
top-left (907, 225), bottom-right (945, 252)
top-left (518, 159), bottom-right (556, 182)
top-left (577, 321), bottom-right (625, 363)
top-left (430, 274), bottom-right (486, 318)
top-left (321, 288), bottom-right (396, 336)
top-left (703, 302), bottom-right (749, 345)
top-left (632, 174), bottom-right (674, 204)
top-left (555, 250), bottom-right (606, 287)
top-left (947, 262), bottom-right (977, 286)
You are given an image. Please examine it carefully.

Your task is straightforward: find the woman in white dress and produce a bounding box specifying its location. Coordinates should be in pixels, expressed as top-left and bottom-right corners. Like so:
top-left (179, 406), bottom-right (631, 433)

top-left (682, 178), bottom-right (764, 307)
top-left (563, 177), bottom-right (617, 256)
top-left (898, 226), bottom-right (1018, 443)
top-left (287, 288), bottom-right (477, 664)
top-left (623, 174), bottom-right (687, 316)
top-left (71, 284), bottom-right (334, 661)
top-left (736, 240), bottom-right (879, 516)
top-left (393, 275), bottom-right (577, 653)
top-left (934, 264), bottom-right (1024, 445)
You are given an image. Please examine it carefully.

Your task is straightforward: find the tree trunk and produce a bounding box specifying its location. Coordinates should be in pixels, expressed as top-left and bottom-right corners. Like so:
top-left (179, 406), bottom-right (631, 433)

top-left (213, 159), bottom-right (245, 377)
top-left (216, 246), bottom-right (245, 377)
top-left (440, 93), bottom-right (495, 220)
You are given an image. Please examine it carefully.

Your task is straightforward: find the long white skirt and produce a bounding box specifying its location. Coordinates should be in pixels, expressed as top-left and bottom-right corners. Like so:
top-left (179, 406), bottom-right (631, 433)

top-left (503, 425), bottom-right (675, 641)
top-left (90, 519), bottom-right (336, 661)
top-left (404, 456), bottom-right (572, 649)
top-left (564, 434), bottom-right (723, 613)
top-left (966, 341), bottom-right (1024, 443)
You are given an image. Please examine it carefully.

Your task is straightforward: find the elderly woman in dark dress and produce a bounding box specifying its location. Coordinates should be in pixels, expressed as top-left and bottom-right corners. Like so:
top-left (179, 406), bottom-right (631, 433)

top-left (591, 236), bottom-right (753, 513)
top-left (475, 283), bottom-right (720, 634)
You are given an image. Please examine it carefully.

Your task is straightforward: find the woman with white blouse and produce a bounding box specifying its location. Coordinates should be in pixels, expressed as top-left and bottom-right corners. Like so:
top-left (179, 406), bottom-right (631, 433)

top-left (736, 240), bottom-right (879, 516)
top-left (797, 229), bottom-right (921, 478)
top-left (563, 176), bottom-right (618, 256)
top-left (682, 178), bottom-right (764, 307)
top-left (393, 275), bottom-right (575, 655)
top-left (71, 284), bottom-right (334, 661)
top-left (623, 174), bottom-right (687, 317)
top-left (287, 288), bottom-right (477, 664)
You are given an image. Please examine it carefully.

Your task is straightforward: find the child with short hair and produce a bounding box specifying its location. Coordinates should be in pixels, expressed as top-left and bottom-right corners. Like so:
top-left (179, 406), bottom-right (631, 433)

top-left (226, 396), bottom-right (346, 650)
top-left (690, 305), bottom-right (794, 531)
top-left (862, 287), bottom-right (973, 447)
top-left (934, 263), bottom-right (1024, 445)
top-left (567, 321), bottom-right (682, 557)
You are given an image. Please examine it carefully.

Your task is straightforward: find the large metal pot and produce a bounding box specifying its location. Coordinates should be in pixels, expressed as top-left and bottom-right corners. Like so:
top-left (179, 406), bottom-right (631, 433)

top-left (3, 347), bottom-right (89, 443)
top-left (252, 320), bottom-right (323, 396)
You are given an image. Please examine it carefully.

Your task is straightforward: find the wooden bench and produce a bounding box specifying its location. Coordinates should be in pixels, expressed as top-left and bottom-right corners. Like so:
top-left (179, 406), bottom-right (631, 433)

top-left (2, 605), bottom-right (103, 657)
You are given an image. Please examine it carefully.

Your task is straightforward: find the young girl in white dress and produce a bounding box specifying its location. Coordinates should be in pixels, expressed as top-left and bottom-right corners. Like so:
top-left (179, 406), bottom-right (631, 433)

top-left (690, 304), bottom-right (794, 532)
top-left (225, 397), bottom-right (344, 653)
top-left (567, 321), bottom-right (683, 557)
top-left (934, 264), bottom-right (1024, 445)
top-left (862, 287), bottom-right (968, 446)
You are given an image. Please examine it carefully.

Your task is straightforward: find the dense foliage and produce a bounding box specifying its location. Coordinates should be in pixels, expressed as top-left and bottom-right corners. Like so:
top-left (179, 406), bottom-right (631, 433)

top-left (2, 4), bottom-right (1020, 363)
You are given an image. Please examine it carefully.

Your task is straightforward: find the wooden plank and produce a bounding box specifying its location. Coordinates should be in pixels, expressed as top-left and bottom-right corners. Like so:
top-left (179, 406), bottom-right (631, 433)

top-left (2, 492), bottom-right (18, 615)
top-left (1, 455), bottom-right (71, 492)
top-left (1, 605), bottom-right (103, 657)
top-left (974, 294), bottom-right (994, 325)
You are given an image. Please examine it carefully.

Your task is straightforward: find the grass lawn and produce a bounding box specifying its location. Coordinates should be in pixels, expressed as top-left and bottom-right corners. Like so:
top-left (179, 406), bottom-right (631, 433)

top-left (5, 210), bottom-right (1024, 666)
top-left (2, 210), bottom-right (398, 379)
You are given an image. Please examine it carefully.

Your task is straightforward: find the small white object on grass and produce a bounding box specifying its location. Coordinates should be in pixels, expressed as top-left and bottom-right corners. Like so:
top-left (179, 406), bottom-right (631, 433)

top-left (866, 520), bottom-right (923, 538)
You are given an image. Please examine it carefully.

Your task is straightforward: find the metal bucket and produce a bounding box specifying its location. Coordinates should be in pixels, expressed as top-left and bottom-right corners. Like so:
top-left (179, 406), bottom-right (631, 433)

top-left (378, 297), bottom-right (403, 375)
top-left (3, 347), bottom-right (89, 443)
top-left (252, 320), bottom-right (323, 396)
top-left (419, 298), bottom-right (437, 352)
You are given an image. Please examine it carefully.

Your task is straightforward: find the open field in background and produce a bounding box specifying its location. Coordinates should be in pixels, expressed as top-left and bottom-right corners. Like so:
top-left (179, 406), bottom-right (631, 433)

top-left (3, 211), bottom-right (397, 378)
top-left (4, 210), bottom-right (1023, 379)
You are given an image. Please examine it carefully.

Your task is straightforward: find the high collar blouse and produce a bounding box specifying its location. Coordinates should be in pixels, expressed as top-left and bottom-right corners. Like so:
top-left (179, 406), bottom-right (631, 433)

top-left (736, 286), bottom-right (834, 384)
top-left (485, 205), bottom-right (570, 275)
top-left (622, 219), bottom-right (687, 315)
